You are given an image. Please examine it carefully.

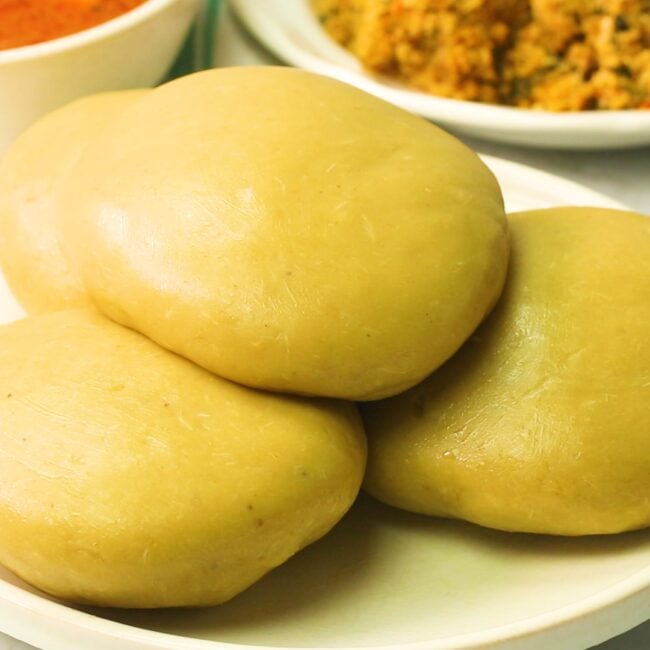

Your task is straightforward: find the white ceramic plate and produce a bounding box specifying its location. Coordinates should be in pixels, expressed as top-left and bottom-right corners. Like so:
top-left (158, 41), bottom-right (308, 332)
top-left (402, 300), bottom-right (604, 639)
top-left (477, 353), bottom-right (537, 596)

top-left (0, 157), bottom-right (647, 650)
top-left (228, 0), bottom-right (650, 150)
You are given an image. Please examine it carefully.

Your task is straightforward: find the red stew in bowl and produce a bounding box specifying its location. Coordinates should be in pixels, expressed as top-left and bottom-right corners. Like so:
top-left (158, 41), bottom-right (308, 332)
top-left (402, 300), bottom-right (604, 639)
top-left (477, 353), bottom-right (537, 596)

top-left (0, 0), bottom-right (148, 51)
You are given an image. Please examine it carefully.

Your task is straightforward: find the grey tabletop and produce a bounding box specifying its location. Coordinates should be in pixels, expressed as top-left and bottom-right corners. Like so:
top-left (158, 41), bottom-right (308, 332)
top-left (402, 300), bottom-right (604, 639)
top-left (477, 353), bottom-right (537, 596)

top-left (1, 4), bottom-right (648, 650)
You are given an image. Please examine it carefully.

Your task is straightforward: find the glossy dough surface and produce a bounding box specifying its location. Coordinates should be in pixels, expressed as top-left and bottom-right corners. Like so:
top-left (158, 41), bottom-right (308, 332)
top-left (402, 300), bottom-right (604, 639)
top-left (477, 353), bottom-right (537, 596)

top-left (363, 207), bottom-right (650, 535)
top-left (0, 310), bottom-right (366, 607)
top-left (0, 90), bottom-right (146, 313)
top-left (59, 67), bottom-right (508, 400)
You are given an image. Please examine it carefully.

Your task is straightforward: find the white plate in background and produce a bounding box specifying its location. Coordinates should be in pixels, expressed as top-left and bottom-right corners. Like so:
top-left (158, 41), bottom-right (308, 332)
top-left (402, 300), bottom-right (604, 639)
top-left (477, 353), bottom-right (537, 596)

top-left (0, 158), bottom-right (646, 650)
top-left (229, 0), bottom-right (650, 151)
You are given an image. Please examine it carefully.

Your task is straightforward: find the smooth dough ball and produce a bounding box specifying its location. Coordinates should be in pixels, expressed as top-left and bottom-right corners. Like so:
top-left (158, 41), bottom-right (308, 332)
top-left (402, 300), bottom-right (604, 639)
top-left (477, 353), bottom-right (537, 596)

top-left (59, 66), bottom-right (508, 400)
top-left (363, 207), bottom-right (650, 536)
top-left (0, 309), bottom-right (365, 608)
top-left (0, 90), bottom-right (146, 314)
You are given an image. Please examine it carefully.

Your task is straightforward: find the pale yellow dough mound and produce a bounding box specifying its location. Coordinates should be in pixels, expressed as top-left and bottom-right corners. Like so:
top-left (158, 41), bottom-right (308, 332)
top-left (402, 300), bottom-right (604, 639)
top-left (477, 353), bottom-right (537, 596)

top-left (58, 66), bottom-right (508, 401)
top-left (0, 90), bottom-right (146, 313)
top-left (363, 207), bottom-right (650, 536)
top-left (0, 310), bottom-right (366, 608)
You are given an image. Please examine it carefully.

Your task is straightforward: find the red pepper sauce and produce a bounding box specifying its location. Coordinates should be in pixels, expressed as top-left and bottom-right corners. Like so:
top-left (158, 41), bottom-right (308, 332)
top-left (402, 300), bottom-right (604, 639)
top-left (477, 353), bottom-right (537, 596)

top-left (0, 0), bottom-right (148, 51)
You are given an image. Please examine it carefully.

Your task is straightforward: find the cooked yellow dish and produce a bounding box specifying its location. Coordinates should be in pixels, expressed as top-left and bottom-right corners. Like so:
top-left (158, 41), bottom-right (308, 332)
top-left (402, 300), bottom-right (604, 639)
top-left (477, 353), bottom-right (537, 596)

top-left (0, 90), bottom-right (145, 314)
top-left (313, 0), bottom-right (650, 110)
top-left (56, 66), bottom-right (508, 402)
top-left (0, 66), bottom-right (648, 615)
top-left (0, 309), bottom-right (366, 608)
top-left (363, 207), bottom-right (650, 535)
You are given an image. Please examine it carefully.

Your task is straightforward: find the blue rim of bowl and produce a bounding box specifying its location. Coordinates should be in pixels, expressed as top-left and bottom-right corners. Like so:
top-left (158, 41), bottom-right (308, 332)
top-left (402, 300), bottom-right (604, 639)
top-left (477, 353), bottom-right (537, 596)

top-left (166, 0), bottom-right (220, 79)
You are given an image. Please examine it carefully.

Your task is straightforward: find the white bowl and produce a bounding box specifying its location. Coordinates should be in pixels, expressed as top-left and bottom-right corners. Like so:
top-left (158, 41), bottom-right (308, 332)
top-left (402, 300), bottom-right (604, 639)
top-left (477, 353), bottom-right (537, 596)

top-left (0, 0), bottom-right (201, 154)
top-left (230, 0), bottom-right (650, 150)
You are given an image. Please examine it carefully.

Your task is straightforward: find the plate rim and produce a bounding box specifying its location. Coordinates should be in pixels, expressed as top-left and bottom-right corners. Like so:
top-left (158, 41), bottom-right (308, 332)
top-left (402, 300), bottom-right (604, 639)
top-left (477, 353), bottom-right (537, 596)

top-left (1, 525), bottom-right (649, 650)
top-left (479, 155), bottom-right (627, 211)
